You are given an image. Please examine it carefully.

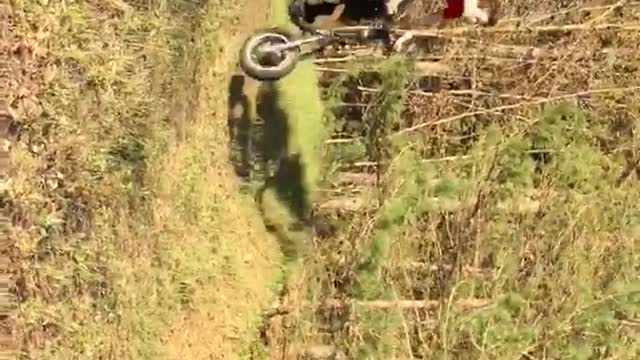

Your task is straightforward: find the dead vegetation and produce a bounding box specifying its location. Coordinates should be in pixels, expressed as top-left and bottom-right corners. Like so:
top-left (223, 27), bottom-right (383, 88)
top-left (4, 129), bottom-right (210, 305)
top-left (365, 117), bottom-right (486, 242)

top-left (1, 0), bottom-right (283, 359)
top-left (257, 1), bottom-right (640, 358)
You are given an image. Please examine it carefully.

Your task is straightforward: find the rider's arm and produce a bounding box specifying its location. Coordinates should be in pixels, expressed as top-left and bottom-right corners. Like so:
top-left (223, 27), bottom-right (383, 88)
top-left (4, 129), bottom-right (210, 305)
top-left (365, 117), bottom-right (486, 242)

top-left (427, 0), bottom-right (497, 27)
top-left (288, 0), bottom-right (320, 34)
top-left (442, 0), bottom-right (465, 19)
top-left (424, 0), bottom-right (463, 26)
top-left (386, 0), bottom-right (463, 27)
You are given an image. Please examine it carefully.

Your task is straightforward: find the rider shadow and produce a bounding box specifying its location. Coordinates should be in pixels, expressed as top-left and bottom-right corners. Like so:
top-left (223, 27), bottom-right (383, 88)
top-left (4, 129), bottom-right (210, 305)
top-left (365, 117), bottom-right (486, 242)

top-left (255, 82), bottom-right (311, 224)
top-left (227, 74), bottom-right (253, 178)
top-left (227, 74), bottom-right (311, 258)
top-left (227, 74), bottom-right (293, 187)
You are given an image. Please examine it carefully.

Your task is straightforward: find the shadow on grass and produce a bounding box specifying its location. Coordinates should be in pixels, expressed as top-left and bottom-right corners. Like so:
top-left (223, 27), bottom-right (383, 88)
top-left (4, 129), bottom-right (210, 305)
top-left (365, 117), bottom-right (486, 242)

top-left (227, 75), bottom-right (253, 178)
top-left (227, 74), bottom-right (312, 260)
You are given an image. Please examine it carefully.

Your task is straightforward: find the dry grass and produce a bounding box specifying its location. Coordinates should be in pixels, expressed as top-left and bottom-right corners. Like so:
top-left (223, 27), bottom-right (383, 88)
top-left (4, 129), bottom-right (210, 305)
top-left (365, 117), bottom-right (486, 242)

top-left (1, 0), bottom-right (285, 359)
top-left (259, 1), bottom-right (640, 359)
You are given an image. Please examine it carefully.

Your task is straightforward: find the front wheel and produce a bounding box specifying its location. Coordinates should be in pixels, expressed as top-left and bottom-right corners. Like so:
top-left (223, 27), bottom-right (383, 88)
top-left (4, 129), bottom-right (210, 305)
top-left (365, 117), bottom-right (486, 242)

top-left (239, 28), bottom-right (301, 81)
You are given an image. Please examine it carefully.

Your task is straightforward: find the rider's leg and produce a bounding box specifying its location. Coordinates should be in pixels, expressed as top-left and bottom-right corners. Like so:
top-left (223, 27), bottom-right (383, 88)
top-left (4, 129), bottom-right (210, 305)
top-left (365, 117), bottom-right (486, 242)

top-left (289, 0), bottom-right (341, 35)
top-left (320, 3), bottom-right (346, 30)
top-left (384, 0), bottom-right (409, 16)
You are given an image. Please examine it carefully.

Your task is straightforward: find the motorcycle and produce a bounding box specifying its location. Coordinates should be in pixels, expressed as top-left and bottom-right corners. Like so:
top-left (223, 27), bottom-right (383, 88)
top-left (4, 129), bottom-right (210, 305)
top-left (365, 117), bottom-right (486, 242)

top-left (239, 21), bottom-right (399, 81)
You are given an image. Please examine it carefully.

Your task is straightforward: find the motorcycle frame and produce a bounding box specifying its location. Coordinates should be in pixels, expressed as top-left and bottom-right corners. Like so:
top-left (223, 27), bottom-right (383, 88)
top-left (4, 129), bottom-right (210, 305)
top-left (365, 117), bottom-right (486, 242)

top-left (258, 23), bottom-right (395, 53)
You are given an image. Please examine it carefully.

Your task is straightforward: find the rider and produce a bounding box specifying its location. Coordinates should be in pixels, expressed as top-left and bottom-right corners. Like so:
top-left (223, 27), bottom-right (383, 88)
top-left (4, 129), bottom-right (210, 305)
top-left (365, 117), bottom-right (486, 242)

top-left (288, 0), bottom-right (499, 36)
top-left (288, 0), bottom-right (393, 36)
top-left (392, 0), bottom-right (500, 49)
top-left (425, 0), bottom-right (500, 27)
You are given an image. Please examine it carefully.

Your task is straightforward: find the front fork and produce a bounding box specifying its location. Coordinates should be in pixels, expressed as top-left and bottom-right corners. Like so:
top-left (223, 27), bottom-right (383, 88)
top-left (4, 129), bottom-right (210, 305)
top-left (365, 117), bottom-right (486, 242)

top-left (260, 34), bottom-right (329, 54)
top-left (256, 21), bottom-right (395, 57)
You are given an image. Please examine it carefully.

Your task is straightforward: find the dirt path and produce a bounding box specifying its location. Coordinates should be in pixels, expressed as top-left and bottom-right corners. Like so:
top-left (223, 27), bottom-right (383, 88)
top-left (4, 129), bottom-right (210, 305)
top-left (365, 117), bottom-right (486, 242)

top-left (1, 0), bottom-right (289, 358)
top-left (156, 1), bottom-right (284, 359)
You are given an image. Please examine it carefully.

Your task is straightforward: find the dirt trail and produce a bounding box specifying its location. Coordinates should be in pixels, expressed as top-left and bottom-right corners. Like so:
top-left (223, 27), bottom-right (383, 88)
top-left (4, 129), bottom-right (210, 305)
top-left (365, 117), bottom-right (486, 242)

top-left (157, 1), bottom-right (283, 359)
top-left (1, 0), bottom-right (288, 358)
top-left (1, 2), bottom-right (19, 354)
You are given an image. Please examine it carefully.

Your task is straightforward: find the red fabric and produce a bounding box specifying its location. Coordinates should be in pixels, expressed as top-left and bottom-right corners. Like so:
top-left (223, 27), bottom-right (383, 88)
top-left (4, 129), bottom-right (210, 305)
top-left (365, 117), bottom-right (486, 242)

top-left (442, 0), bottom-right (464, 18)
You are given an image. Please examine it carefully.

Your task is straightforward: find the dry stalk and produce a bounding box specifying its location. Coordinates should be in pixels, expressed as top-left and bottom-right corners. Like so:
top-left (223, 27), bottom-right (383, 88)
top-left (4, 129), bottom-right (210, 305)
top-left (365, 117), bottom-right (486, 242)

top-left (395, 85), bottom-right (640, 136)
top-left (398, 22), bottom-right (640, 36)
top-left (324, 298), bottom-right (491, 310)
top-left (586, 0), bottom-right (629, 24)
top-left (356, 85), bottom-right (543, 101)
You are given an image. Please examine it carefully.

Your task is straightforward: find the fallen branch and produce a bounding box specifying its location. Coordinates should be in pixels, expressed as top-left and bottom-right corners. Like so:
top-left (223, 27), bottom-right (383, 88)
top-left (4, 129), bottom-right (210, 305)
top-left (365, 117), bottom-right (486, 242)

top-left (322, 298), bottom-right (491, 310)
top-left (334, 155), bottom-right (473, 165)
top-left (615, 155), bottom-right (640, 186)
top-left (356, 86), bottom-right (542, 101)
top-left (316, 59), bottom-right (452, 74)
top-left (317, 196), bottom-right (366, 212)
top-left (337, 22), bottom-right (640, 38)
top-left (314, 56), bottom-right (359, 64)
top-left (324, 86), bottom-right (640, 144)
top-left (393, 262), bottom-right (492, 277)
top-left (314, 45), bottom-right (551, 63)
top-left (506, 2), bottom-right (640, 26)
top-left (313, 46), bottom-right (638, 69)
top-left (268, 297), bottom-right (491, 317)
top-left (395, 85), bottom-right (640, 136)
top-left (325, 137), bottom-right (360, 144)
top-left (316, 66), bottom-right (348, 73)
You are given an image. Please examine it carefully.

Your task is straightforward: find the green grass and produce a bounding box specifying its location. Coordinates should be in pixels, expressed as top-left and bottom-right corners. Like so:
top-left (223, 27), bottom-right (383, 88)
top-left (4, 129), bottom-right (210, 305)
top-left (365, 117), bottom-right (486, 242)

top-left (236, 0), bottom-right (328, 268)
top-left (6, 0), bottom-right (288, 358)
top-left (269, 2), bottom-right (327, 137)
top-left (269, 0), bottom-right (327, 200)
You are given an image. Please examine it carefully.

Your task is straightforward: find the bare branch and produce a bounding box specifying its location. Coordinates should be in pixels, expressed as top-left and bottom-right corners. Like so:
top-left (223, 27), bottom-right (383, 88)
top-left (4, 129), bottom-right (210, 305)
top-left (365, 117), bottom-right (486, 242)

top-left (395, 86), bottom-right (640, 136)
top-left (320, 298), bottom-right (491, 310)
top-left (336, 23), bottom-right (640, 38)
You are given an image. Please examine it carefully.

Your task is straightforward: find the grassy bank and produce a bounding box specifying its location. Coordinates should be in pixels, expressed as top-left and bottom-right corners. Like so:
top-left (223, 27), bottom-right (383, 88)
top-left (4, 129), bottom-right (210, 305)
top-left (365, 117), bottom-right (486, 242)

top-left (231, 1), bottom-right (328, 268)
top-left (4, 0), bottom-right (289, 358)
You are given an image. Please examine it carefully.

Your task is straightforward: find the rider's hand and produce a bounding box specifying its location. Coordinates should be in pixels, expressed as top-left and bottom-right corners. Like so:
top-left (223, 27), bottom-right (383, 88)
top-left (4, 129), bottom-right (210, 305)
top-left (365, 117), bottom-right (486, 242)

top-left (385, 0), bottom-right (404, 16)
top-left (288, 0), bottom-right (305, 22)
top-left (288, 0), bottom-right (332, 36)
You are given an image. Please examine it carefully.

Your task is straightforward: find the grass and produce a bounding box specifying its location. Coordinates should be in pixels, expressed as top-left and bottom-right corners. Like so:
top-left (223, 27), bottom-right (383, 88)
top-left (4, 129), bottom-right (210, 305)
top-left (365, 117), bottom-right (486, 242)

top-left (228, 0), bottom-right (328, 267)
top-left (220, 1), bottom-right (331, 356)
top-left (2, 0), bottom-right (313, 358)
top-left (270, 5), bottom-right (327, 198)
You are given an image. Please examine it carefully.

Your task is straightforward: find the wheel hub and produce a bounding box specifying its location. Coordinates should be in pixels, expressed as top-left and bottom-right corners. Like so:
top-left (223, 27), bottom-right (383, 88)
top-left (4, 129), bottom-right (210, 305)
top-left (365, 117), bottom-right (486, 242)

top-left (254, 38), bottom-right (288, 66)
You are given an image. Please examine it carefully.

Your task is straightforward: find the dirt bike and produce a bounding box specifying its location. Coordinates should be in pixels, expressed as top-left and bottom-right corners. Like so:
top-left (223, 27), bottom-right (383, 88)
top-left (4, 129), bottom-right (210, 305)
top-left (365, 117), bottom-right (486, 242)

top-left (239, 22), bottom-right (398, 81)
